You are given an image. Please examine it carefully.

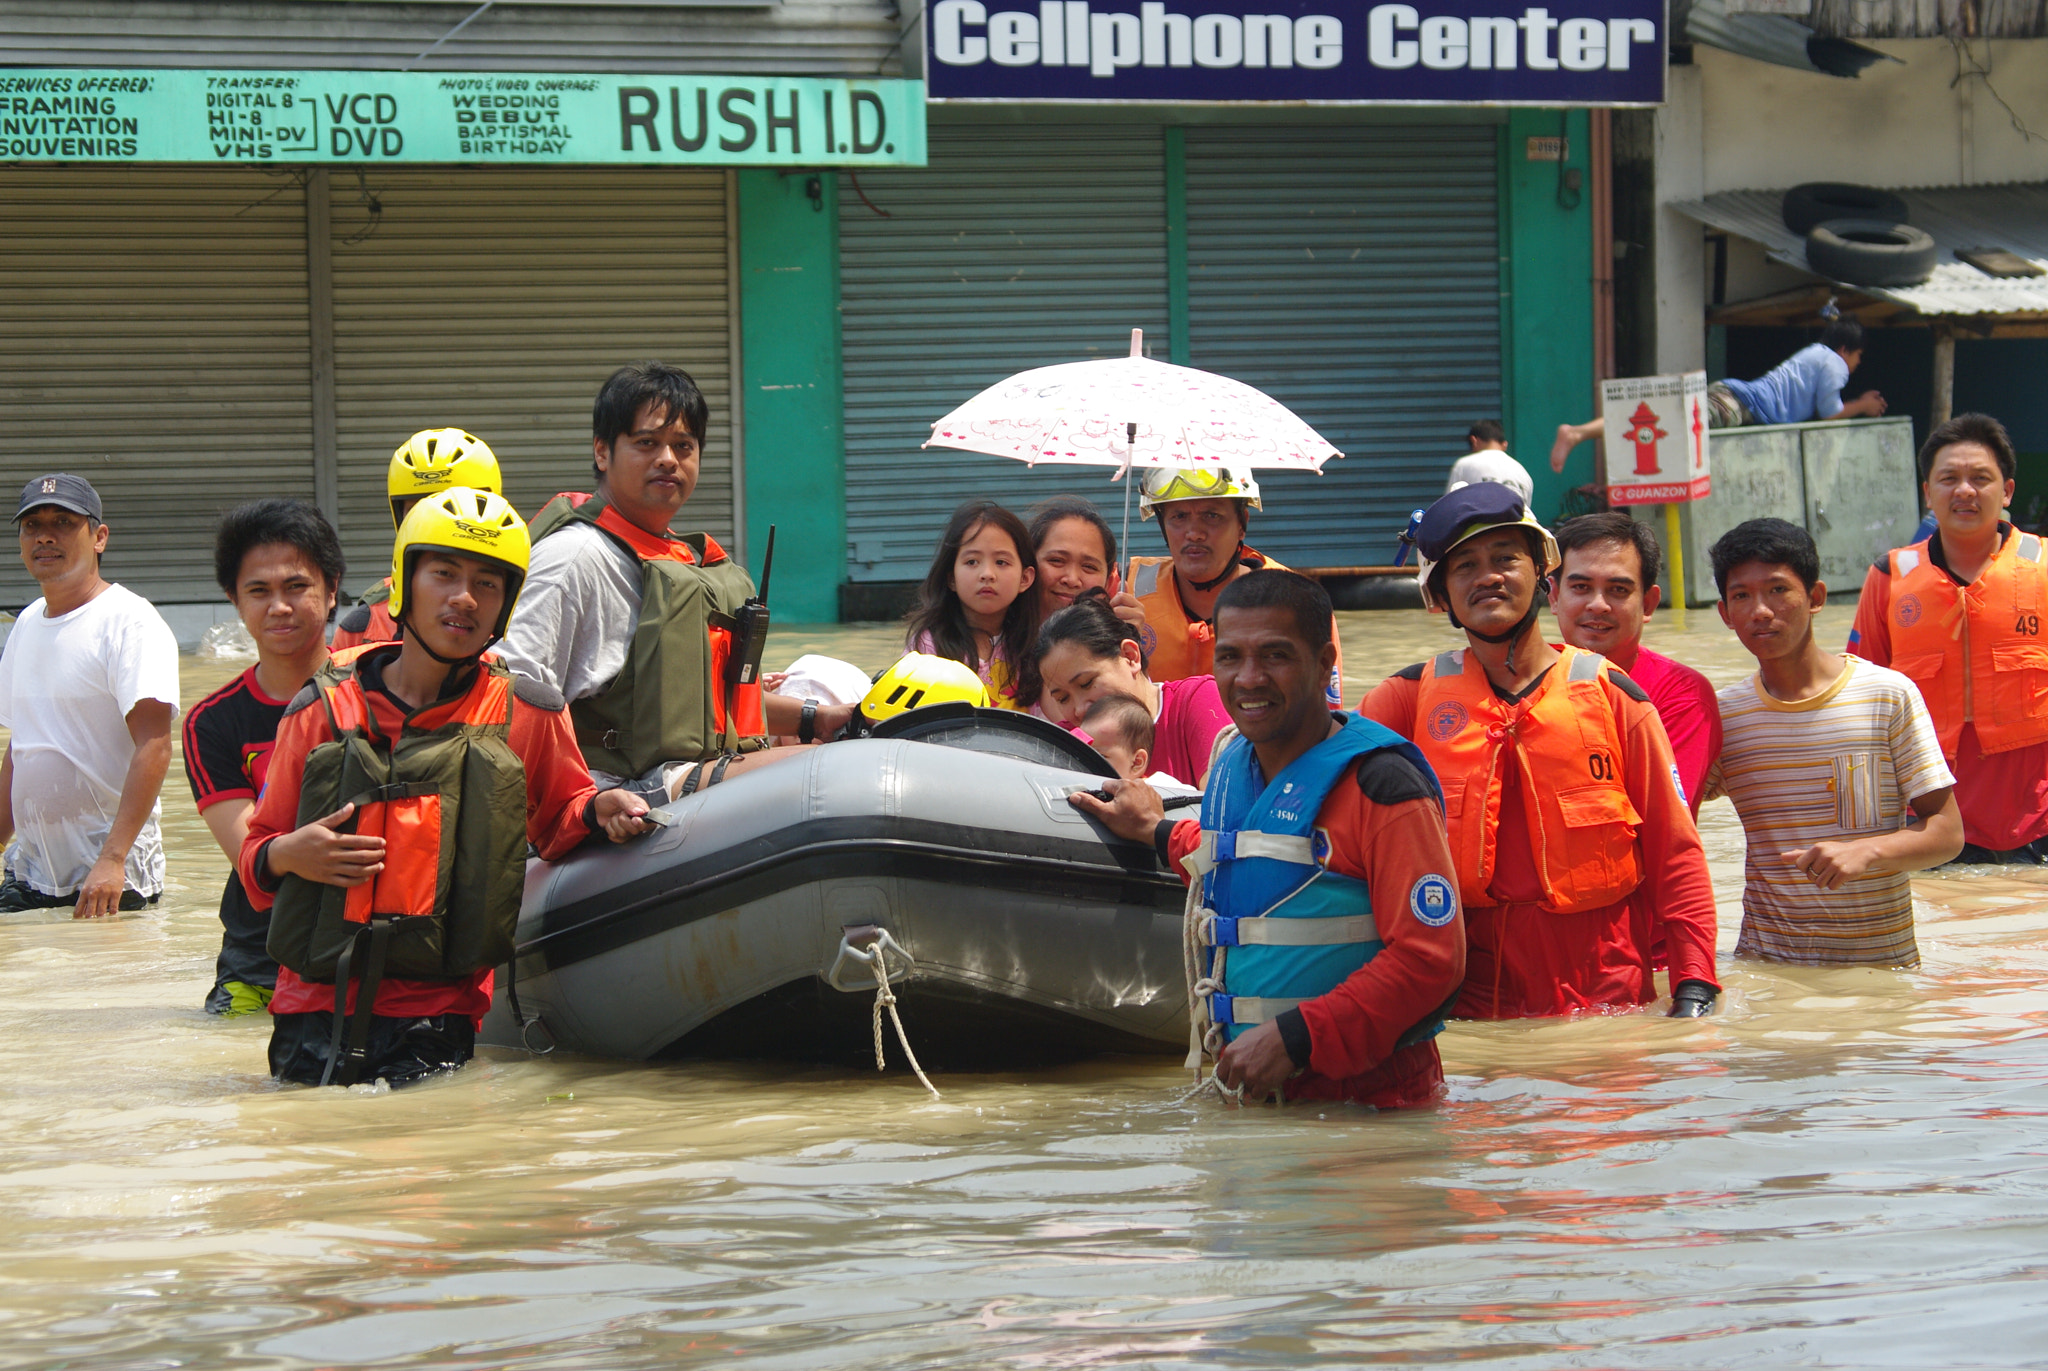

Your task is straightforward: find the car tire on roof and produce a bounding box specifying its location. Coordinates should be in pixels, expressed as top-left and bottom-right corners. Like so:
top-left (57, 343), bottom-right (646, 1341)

top-left (1781, 182), bottom-right (1911, 236)
top-left (1805, 219), bottom-right (1939, 288)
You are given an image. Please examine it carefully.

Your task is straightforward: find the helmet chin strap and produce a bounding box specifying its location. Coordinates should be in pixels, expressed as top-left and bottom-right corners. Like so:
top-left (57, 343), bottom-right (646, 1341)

top-left (397, 611), bottom-right (496, 669)
top-left (1448, 602), bottom-right (1541, 676)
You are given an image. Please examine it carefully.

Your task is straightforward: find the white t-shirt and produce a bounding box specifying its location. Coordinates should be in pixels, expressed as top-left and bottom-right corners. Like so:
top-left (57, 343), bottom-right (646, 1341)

top-left (1446, 449), bottom-right (1535, 505)
top-left (0, 584), bottom-right (180, 897)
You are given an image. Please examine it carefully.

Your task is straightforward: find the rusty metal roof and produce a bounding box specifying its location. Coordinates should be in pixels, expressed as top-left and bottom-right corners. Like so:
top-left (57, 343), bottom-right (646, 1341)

top-left (1671, 183), bottom-right (2048, 317)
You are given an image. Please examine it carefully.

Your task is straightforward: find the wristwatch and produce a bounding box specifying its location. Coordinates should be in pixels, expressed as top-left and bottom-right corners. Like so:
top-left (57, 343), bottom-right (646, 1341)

top-left (798, 698), bottom-right (819, 744)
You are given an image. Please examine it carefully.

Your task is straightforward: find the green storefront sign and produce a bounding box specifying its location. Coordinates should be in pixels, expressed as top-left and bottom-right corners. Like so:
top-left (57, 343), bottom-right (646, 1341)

top-left (0, 70), bottom-right (926, 166)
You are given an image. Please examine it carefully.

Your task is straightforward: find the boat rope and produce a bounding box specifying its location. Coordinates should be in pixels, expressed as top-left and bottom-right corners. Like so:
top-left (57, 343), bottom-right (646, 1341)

top-left (1178, 725), bottom-right (1243, 1103)
top-left (870, 950), bottom-right (941, 1101)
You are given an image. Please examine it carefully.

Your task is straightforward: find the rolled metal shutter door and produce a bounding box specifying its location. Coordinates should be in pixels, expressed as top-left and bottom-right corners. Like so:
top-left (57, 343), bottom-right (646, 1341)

top-left (0, 168), bottom-right (315, 605)
top-left (1184, 125), bottom-right (1502, 568)
top-left (838, 124), bottom-right (1170, 584)
top-left (328, 168), bottom-right (733, 586)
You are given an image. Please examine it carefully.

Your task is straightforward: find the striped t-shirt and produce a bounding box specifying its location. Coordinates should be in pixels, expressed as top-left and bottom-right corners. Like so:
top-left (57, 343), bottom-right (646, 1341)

top-left (1708, 658), bottom-right (1953, 967)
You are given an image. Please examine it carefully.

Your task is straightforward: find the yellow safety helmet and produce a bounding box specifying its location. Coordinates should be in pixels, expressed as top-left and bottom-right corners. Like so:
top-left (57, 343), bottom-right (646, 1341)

top-left (389, 486), bottom-right (531, 642)
top-left (386, 428), bottom-right (503, 528)
top-left (1137, 465), bottom-right (1262, 519)
top-left (860, 652), bottom-right (990, 723)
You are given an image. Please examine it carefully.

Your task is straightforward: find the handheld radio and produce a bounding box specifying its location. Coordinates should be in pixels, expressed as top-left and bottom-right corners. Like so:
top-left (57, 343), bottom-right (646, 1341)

top-left (727, 525), bottom-right (774, 688)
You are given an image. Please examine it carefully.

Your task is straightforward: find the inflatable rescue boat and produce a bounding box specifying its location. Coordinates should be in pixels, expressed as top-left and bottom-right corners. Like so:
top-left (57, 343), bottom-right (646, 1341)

top-left (480, 707), bottom-right (1193, 1066)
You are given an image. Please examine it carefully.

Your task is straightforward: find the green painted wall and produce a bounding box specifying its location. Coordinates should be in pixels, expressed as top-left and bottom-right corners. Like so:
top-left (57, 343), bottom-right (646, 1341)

top-left (1498, 109), bottom-right (1596, 524)
top-left (736, 168), bottom-right (845, 624)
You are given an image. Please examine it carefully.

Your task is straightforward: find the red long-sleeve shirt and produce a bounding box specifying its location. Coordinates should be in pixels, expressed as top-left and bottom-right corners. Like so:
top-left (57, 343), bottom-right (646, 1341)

top-left (1165, 748), bottom-right (1466, 1108)
top-left (1360, 662), bottom-right (1719, 1018)
top-left (241, 649), bottom-right (600, 1022)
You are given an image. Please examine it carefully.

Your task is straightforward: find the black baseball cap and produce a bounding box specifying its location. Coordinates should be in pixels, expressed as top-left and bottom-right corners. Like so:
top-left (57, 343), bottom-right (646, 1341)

top-left (14, 474), bottom-right (103, 524)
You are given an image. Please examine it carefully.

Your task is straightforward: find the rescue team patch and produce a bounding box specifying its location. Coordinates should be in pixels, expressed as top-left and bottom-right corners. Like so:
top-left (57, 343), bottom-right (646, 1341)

top-left (1139, 621), bottom-right (1159, 658)
top-left (1896, 593), bottom-right (1923, 627)
top-left (1426, 700), bottom-right (1469, 741)
top-left (1410, 874), bottom-right (1456, 927)
top-left (1670, 762), bottom-right (1688, 808)
top-left (1310, 827), bottom-right (1332, 867)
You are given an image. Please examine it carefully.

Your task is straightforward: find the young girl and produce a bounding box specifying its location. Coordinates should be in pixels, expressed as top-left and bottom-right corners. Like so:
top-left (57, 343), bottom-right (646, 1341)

top-left (905, 500), bottom-right (1037, 710)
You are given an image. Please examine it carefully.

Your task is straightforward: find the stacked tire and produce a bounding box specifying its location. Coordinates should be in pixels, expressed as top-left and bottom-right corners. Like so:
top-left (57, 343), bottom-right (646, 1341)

top-left (1781, 183), bottom-right (1936, 288)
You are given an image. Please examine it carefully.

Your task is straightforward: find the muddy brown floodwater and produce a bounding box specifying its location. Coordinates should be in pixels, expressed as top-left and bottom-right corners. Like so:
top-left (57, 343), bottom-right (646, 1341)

top-left (3, 607), bottom-right (2046, 1369)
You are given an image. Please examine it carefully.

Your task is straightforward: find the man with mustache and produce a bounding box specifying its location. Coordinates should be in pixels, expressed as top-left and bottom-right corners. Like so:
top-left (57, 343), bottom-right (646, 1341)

top-left (1358, 485), bottom-right (1720, 1019)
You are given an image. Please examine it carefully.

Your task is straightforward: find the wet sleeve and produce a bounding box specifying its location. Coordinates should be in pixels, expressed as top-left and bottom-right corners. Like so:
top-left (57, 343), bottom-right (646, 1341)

top-left (1355, 674), bottom-right (1422, 740)
top-left (183, 695), bottom-right (254, 810)
top-left (1650, 668), bottom-right (1721, 817)
top-left (1165, 818), bottom-right (1203, 888)
top-left (512, 699), bottom-right (604, 862)
top-left (1886, 675), bottom-right (1956, 802)
top-left (114, 601), bottom-right (182, 718)
top-left (1617, 688), bottom-right (1720, 990)
top-left (1847, 563), bottom-right (1891, 663)
top-left (237, 704), bottom-right (328, 911)
top-left (1294, 774), bottom-right (1466, 1082)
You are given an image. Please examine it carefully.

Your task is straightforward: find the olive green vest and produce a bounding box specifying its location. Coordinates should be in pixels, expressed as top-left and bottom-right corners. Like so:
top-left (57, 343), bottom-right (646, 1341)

top-left (530, 493), bottom-right (767, 778)
top-left (267, 656), bottom-right (529, 983)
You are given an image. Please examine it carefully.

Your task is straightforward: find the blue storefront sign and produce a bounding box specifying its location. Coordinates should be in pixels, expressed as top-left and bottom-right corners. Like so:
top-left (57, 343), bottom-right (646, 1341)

top-left (926, 0), bottom-right (1664, 104)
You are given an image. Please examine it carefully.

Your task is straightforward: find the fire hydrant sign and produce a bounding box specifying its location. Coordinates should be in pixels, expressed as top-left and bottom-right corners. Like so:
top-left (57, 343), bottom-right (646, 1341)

top-left (1601, 371), bottom-right (1709, 506)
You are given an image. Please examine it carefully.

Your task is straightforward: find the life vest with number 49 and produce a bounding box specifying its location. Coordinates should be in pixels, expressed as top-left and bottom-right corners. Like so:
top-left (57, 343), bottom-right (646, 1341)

top-left (1412, 645), bottom-right (1643, 915)
top-left (1884, 527), bottom-right (2048, 759)
top-left (1182, 712), bottom-right (1443, 1042)
top-left (266, 645), bottom-right (529, 984)
top-left (529, 492), bottom-right (768, 778)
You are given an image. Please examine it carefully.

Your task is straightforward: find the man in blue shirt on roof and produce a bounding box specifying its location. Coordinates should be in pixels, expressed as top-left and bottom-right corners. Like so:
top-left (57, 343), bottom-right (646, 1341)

top-left (1550, 316), bottom-right (1886, 473)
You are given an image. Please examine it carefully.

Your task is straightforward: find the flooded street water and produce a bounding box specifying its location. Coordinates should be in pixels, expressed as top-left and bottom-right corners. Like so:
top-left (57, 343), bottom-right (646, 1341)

top-left (4, 606), bottom-right (2047, 1369)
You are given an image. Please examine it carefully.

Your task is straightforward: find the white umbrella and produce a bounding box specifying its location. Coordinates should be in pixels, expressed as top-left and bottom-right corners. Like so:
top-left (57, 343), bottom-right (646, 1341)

top-left (922, 328), bottom-right (1343, 564)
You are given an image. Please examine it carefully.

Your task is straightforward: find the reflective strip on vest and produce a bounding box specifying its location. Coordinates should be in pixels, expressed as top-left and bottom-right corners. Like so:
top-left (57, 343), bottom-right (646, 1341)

top-left (1131, 560), bottom-right (1163, 597)
top-left (1433, 649), bottom-right (1463, 675)
top-left (1208, 992), bottom-right (1306, 1025)
top-left (2022, 534), bottom-right (2044, 564)
top-left (1567, 651), bottom-right (1604, 681)
top-left (1183, 828), bottom-right (1317, 877)
top-left (1203, 910), bottom-right (1380, 948)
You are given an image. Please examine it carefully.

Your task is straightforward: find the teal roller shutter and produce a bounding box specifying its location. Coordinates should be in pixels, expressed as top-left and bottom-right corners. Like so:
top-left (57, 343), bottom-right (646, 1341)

top-left (838, 124), bottom-right (1169, 584)
top-left (1184, 125), bottom-right (1502, 569)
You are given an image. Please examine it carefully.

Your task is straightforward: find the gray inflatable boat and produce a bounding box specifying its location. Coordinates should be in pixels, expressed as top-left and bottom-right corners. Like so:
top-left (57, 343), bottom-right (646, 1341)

top-left (479, 707), bottom-right (1193, 1066)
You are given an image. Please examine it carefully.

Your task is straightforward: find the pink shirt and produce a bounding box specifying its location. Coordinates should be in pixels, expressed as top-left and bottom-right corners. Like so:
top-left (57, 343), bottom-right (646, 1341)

top-left (1608, 642), bottom-right (1720, 818)
top-left (1151, 674), bottom-right (1232, 787)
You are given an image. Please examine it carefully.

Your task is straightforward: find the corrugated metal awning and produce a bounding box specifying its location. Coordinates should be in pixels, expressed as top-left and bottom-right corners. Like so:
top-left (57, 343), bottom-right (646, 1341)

top-left (1672, 183), bottom-right (2048, 317)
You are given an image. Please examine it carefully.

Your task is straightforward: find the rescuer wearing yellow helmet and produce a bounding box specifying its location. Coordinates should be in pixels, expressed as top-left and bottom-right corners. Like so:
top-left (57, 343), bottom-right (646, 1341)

top-left (332, 428), bottom-right (504, 650)
top-left (241, 487), bottom-right (655, 1088)
top-left (1125, 465), bottom-right (1344, 707)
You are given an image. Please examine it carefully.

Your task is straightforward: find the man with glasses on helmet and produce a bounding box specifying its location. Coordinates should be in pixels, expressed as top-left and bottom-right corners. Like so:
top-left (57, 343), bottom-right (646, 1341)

top-left (1357, 484), bottom-right (1721, 1021)
top-left (333, 428), bottom-right (503, 650)
top-left (1128, 466), bottom-right (1344, 708)
top-left (241, 488), bottom-right (656, 1087)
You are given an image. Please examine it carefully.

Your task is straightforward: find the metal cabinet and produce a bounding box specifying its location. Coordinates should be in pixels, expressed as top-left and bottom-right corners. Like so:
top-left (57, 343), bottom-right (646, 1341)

top-left (1670, 417), bottom-right (1919, 606)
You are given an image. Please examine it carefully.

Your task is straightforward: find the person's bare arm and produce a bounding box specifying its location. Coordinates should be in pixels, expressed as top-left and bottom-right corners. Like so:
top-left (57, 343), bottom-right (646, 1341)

top-left (1828, 391), bottom-right (1887, 419)
top-left (199, 798), bottom-right (254, 868)
top-left (762, 693), bottom-right (855, 742)
top-left (75, 699), bottom-right (173, 919)
top-left (1782, 786), bottom-right (1964, 890)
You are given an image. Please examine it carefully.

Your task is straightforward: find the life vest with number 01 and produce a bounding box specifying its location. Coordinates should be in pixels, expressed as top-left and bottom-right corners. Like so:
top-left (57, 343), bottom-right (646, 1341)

top-left (266, 645), bottom-right (529, 984)
top-left (1884, 528), bottom-right (2048, 759)
top-left (529, 493), bottom-right (767, 778)
top-left (1128, 547), bottom-right (1342, 708)
top-left (1412, 645), bottom-right (1643, 915)
top-left (1181, 712), bottom-right (1443, 1042)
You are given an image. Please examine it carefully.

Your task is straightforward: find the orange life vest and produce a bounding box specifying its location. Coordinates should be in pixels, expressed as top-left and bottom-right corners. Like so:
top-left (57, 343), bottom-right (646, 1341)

top-left (267, 645), bottom-right (528, 984)
top-left (1129, 547), bottom-right (1343, 706)
top-left (1411, 645), bottom-right (1643, 914)
top-left (1884, 527), bottom-right (2048, 759)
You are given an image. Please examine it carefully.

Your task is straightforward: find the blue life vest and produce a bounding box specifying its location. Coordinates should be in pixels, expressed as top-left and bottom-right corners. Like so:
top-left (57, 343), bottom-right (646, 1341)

top-left (1186, 713), bottom-right (1443, 1041)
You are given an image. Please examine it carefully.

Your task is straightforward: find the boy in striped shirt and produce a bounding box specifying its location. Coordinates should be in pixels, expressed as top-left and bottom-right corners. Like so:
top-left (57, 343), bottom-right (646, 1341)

top-left (1706, 519), bottom-right (1962, 966)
